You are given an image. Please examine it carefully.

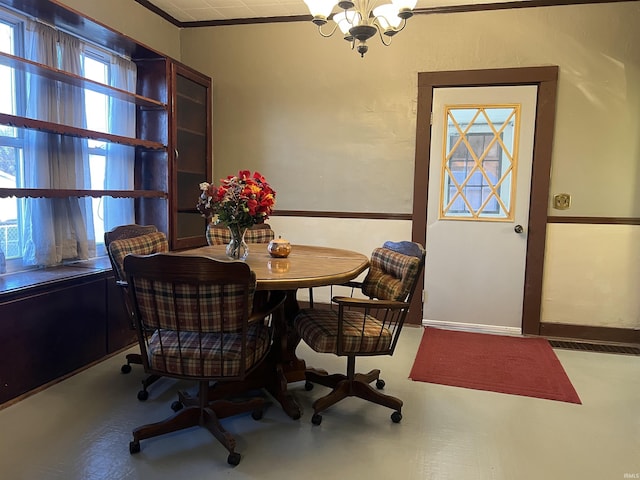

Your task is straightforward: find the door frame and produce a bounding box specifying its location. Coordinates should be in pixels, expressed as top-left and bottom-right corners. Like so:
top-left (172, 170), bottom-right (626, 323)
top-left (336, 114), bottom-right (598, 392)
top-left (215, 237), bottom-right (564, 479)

top-left (409, 66), bottom-right (559, 335)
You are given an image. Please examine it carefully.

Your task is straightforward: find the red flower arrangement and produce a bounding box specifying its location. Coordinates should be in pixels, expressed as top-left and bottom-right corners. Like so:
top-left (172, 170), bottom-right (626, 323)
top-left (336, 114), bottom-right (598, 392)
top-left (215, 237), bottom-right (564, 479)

top-left (197, 170), bottom-right (276, 229)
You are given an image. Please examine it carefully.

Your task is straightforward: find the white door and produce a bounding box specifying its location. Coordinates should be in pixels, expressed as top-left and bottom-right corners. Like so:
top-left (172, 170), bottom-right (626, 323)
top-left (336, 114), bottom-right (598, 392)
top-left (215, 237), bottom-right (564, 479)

top-left (424, 86), bottom-right (538, 332)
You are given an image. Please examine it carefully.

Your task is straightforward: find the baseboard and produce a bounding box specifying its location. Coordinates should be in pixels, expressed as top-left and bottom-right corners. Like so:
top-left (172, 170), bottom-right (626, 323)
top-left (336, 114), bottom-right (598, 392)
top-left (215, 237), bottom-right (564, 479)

top-left (421, 320), bottom-right (640, 345)
top-left (421, 319), bottom-right (522, 336)
top-left (540, 322), bottom-right (640, 345)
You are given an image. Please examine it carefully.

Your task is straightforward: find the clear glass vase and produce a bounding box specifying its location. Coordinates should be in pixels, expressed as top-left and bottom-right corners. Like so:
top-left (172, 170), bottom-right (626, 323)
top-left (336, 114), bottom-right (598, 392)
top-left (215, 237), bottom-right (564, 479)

top-left (225, 224), bottom-right (249, 260)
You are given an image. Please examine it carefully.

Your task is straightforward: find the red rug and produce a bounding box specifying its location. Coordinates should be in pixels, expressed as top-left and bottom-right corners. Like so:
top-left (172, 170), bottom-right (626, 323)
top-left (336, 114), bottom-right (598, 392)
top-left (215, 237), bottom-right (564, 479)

top-left (409, 327), bottom-right (581, 404)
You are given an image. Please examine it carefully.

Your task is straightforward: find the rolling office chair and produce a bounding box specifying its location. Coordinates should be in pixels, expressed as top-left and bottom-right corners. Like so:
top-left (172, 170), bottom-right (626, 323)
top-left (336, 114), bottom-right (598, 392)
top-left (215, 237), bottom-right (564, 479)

top-left (124, 253), bottom-right (285, 465)
top-left (294, 241), bottom-right (426, 425)
top-left (104, 224), bottom-right (169, 400)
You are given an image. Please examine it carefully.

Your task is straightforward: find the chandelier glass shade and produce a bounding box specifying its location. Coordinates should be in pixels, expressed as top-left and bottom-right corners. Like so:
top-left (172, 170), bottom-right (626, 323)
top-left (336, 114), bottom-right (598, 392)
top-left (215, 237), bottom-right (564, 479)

top-left (303, 0), bottom-right (418, 57)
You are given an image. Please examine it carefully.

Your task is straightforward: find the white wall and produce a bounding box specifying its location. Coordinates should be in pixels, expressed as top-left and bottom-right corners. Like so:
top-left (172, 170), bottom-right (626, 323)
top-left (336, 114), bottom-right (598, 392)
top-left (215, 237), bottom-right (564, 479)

top-left (266, 217), bottom-right (411, 254)
top-left (542, 224), bottom-right (640, 329)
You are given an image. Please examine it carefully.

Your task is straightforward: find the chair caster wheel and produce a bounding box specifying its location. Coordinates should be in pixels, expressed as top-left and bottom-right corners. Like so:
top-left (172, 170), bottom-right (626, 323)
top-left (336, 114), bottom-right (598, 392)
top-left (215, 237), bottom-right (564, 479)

top-left (171, 401), bottom-right (183, 412)
top-left (391, 411), bottom-right (402, 423)
top-left (137, 389), bottom-right (149, 401)
top-left (227, 452), bottom-right (241, 466)
top-left (304, 381), bottom-right (314, 391)
top-left (251, 408), bottom-right (263, 420)
top-left (376, 379), bottom-right (385, 389)
top-left (129, 441), bottom-right (140, 454)
top-left (311, 413), bottom-right (322, 425)
top-left (121, 364), bottom-right (132, 374)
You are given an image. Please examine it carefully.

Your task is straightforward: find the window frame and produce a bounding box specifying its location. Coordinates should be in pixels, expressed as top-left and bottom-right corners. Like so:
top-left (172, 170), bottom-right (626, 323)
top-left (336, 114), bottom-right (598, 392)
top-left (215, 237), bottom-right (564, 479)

top-left (0, 11), bottom-right (26, 271)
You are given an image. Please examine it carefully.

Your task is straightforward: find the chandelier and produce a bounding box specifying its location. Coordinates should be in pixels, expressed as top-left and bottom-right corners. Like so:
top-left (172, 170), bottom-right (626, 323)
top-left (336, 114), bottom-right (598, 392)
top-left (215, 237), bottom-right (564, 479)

top-left (303, 0), bottom-right (418, 57)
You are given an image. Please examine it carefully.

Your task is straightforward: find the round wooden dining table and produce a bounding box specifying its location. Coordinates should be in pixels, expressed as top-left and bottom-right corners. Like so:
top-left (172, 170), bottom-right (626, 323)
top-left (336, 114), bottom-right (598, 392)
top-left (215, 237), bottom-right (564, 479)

top-left (183, 243), bottom-right (369, 291)
top-left (180, 243), bottom-right (370, 419)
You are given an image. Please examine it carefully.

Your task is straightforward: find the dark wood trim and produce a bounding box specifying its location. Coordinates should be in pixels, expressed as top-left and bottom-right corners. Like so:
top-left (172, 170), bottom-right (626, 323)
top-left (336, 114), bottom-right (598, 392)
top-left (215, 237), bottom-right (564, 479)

top-left (541, 322), bottom-right (640, 345)
top-left (134, 0), bottom-right (633, 27)
top-left (180, 15), bottom-right (313, 28)
top-left (272, 210), bottom-right (413, 220)
top-left (133, 0), bottom-right (312, 27)
top-left (412, 66), bottom-right (559, 331)
top-left (413, 0), bottom-right (633, 15)
top-left (525, 68), bottom-right (559, 335)
top-left (133, 0), bottom-right (182, 26)
top-left (548, 216), bottom-right (640, 225)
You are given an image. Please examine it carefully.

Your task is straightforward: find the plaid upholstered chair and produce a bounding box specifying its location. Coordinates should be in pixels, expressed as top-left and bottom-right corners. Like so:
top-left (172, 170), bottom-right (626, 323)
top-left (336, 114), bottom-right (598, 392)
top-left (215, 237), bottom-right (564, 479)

top-left (124, 253), bottom-right (285, 465)
top-left (105, 225), bottom-right (169, 400)
top-left (294, 241), bottom-right (425, 425)
top-left (206, 222), bottom-right (275, 245)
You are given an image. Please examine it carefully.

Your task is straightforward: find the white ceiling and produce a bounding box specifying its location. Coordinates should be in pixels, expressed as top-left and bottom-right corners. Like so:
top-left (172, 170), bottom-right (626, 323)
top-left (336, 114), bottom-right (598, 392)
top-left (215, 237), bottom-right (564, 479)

top-left (142, 0), bottom-right (530, 23)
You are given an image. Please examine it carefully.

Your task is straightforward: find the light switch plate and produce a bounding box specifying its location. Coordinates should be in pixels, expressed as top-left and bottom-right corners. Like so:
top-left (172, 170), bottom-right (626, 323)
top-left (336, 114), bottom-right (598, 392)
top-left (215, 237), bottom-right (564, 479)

top-left (553, 193), bottom-right (571, 210)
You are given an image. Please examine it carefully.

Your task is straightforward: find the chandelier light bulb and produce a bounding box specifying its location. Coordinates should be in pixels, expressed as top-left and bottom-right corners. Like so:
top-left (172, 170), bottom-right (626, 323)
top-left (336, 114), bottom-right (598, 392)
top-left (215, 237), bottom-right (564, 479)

top-left (373, 4), bottom-right (403, 34)
top-left (303, 0), bottom-right (337, 24)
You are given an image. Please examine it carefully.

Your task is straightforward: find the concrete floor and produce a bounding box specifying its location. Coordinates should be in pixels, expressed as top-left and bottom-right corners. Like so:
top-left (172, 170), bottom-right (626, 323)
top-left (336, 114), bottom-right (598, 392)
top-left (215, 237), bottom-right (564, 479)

top-left (0, 326), bottom-right (638, 480)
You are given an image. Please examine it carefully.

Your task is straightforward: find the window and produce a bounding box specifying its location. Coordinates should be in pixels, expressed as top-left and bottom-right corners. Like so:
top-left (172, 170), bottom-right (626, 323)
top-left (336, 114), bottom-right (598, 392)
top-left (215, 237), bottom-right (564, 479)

top-left (84, 51), bottom-right (109, 253)
top-left (0, 9), bottom-right (136, 273)
top-left (447, 133), bottom-right (502, 215)
top-left (440, 105), bottom-right (519, 221)
top-left (0, 16), bottom-right (23, 268)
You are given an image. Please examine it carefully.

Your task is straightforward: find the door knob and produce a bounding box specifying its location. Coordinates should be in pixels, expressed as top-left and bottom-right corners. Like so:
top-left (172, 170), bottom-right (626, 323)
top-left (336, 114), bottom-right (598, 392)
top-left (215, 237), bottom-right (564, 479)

top-left (514, 224), bottom-right (524, 234)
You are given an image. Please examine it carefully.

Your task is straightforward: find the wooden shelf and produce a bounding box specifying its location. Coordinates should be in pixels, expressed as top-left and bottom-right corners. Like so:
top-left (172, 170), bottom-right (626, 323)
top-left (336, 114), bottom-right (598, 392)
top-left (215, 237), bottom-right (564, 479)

top-left (0, 188), bottom-right (168, 199)
top-left (0, 113), bottom-right (166, 150)
top-left (0, 52), bottom-right (166, 110)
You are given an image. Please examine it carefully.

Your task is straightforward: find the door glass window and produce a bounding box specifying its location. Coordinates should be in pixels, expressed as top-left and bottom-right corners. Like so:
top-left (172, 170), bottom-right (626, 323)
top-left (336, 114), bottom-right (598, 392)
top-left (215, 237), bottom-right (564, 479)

top-left (440, 105), bottom-right (521, 221)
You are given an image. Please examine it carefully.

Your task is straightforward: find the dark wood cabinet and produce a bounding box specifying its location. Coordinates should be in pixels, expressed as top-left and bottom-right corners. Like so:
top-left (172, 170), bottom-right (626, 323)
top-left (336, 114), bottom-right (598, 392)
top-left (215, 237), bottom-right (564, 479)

top-left (171, 63), bottom-right (212, 250)
top-left (135, 60), bottom-right (211, 250)
top-left (0, 270), bottom-right (108, 405)
top-left (0, 256), bottom-right (140, 405)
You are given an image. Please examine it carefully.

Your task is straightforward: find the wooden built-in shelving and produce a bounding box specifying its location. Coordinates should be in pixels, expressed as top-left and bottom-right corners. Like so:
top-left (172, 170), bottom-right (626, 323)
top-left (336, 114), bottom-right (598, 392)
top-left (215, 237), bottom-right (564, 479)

top-left (0, 188), bottom-right (167, 199)
top-left (0, 113), bottom-right (166, 150)
top-left (0, 51), bottom-right (166, 110)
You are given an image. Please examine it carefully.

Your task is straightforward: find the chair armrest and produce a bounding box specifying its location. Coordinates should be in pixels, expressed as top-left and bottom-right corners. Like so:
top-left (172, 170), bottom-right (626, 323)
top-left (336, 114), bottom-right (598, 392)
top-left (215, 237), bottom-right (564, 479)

top-left (331, 296), bottom-right (409, 310)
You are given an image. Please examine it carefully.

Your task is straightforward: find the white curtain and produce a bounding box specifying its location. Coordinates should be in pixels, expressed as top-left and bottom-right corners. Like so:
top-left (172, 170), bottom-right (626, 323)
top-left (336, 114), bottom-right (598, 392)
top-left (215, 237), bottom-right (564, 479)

top-left (21, 21), bottom-right (94, 266)
top-left (104, 55), bottom-right (136, 230)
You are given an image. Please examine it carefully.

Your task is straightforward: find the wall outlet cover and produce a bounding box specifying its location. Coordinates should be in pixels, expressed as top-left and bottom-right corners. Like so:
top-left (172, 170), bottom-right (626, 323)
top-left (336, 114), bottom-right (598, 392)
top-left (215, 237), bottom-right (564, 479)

top-left (553, 193), bottom-right (571, 210)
